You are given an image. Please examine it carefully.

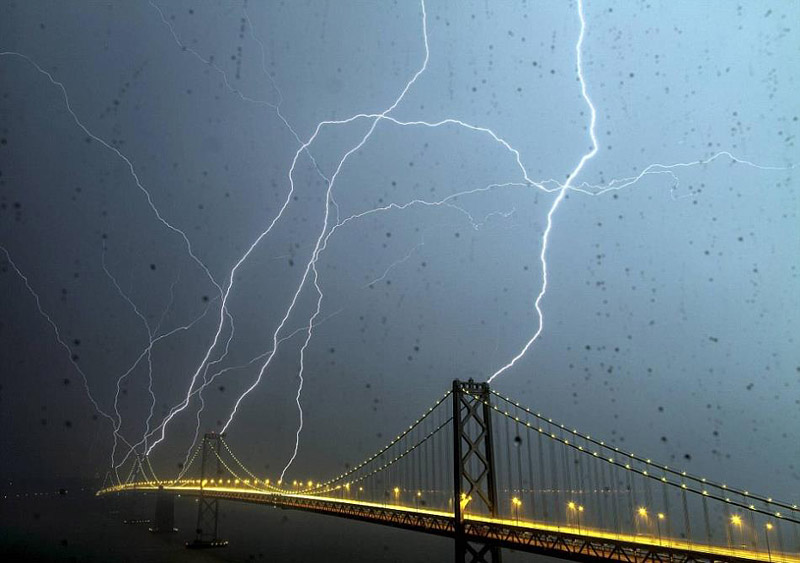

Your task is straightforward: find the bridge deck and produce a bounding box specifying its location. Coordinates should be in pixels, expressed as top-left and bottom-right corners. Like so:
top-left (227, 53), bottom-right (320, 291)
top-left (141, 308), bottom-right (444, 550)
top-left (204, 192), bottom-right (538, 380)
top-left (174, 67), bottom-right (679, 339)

top-left (99, 482), bottom-right (794, 563)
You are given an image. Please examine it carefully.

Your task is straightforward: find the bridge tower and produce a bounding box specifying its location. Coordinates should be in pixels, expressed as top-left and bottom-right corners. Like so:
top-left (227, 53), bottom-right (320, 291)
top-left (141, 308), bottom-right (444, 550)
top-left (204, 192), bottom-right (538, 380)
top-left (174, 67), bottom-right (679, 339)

top-left (186, 432), bottom-right (228, 549)
top-left (122, 455), bottom-right (157, 528)
top-left (452, 379), bottom-right (502, 563)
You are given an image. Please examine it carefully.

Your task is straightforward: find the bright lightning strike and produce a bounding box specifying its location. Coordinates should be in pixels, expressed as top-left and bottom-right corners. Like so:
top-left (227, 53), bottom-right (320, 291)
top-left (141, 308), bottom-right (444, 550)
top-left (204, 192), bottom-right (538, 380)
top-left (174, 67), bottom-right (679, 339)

top-left (0, 52), bottom-right (221, 294)
top-left (108, 296), bottom-right (218, 473)
top-left (101, 252), bottom-right (218, 480)
top-left (0, 50), bottom-right (224, 475)
top-left (220, 0), bottom-right (431, 452)
top-left (4, 1), bottom-right (795, 488)
top-left (363, 239), bottom-right (427, 289)
top-left (101, 245), bottom-right (157, 480)
top-left (0, 246), bottom-right (131, 452)
top-left (488, 0), bottom-right (597, 383)
top-left (274, 0), bottom-right (593, 476)
top-left (565, 150), bottom-right (798, 198)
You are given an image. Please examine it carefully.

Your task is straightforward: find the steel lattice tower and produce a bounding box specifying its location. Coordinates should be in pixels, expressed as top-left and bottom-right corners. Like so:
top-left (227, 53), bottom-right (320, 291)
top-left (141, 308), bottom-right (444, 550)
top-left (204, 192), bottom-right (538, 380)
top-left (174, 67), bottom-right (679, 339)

top-left (453, 379), bottom-right (502, 563)
top-left (186, 432), bottom-right (228, 549)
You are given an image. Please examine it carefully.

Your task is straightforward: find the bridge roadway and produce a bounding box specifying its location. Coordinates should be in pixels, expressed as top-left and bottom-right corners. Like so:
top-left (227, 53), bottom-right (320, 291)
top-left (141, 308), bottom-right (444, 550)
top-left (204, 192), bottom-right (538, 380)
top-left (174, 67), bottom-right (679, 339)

top-left (99, 481), bottom-right (794, 563)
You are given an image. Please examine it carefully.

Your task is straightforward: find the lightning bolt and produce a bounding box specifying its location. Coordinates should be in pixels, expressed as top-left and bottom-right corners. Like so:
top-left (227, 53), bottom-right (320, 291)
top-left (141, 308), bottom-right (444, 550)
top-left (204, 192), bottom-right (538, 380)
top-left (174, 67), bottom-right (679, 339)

top-left (0, 50), bottom-right (224, 476)
top-left (101, 245), bottom-right (156, 479)
top-left (565, 150), bottom-right (798, 198)
top-left (270, 0), bottom-right (561, 479)
top-left (4, 1), bottom-right (795, 486)
top-left (268, 0), bottom-right (589, 478)
top-left (140, 0), bottom-right (351, 456)
top-left (223, 1), bottom-right (431, 482)
top-left (174, 308), bottom-right (343, 478)
top-left (145, 0), bottom-right (552, 460)
top-left (102, 249), bottom-right (220, 480)
top-left (363, 239), bottom-right (427, 289)
top-left (0, 246), bottom-right (136, 461)
top-left (358, 196), bottom-right (518, 292)
top-left (0, 52), bottom-right (221, 294)
top-left (0, 41), bottom-right (311, 468)
top-left (131, 0), bottom-right (460, 459)
top-left (487, 0), bottom-right (597, 383)
top-left (109, 295), bottom-right (221, 473)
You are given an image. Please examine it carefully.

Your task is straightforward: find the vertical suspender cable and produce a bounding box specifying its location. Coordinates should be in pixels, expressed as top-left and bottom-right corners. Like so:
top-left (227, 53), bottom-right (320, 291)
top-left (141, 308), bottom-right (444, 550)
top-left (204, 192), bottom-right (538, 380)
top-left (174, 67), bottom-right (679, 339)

top-left (681, 476), bottom-right (693, 548)
top-left (611, 463), bottom-right (622, 538)
top-left (526, 426), bottom-right (536, 521)
top-left (537, 429), bottom-right (549, 521)
top-left (661, 469), bottom-right (673, 541)
top-left (505, 414), bottom-right (513, 514)
top-left (514, 409), bottom-right (524, 516)
top-left (702, 495), bottom-right (712, 546)
top-left (626, 457), bottom-right (636, 532)
top-left (549, 427), bottom-right (561, 526)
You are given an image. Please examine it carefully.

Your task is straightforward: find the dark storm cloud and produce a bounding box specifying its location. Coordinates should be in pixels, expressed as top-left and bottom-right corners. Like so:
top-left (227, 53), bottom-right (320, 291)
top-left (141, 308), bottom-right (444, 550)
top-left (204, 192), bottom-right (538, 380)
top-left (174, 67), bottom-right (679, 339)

top-left (0, 0), bottom-right (797, 511)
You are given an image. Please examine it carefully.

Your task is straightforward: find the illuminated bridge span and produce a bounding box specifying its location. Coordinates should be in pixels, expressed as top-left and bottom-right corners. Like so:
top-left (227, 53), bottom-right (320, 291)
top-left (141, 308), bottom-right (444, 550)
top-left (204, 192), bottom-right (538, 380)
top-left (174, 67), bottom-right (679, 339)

top-left (99, 380), bottom-right (800, 562)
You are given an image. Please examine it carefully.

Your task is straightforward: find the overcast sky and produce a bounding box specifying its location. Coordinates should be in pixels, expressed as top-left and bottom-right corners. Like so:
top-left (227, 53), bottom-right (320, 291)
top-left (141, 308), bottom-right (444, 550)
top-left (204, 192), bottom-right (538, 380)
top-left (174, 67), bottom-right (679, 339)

top-left (0, 0), bottom-right (797, 507)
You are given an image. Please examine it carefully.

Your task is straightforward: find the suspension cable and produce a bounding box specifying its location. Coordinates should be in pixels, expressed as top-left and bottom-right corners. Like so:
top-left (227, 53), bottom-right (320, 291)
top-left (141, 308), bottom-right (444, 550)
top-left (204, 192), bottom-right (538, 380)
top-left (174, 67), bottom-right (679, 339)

top-left (299, 415), bottom-right (453, 495)
top-left (490, 390), bottom-right (799, 514)
top-left (311, 390), bottom-right (452, 489)
top-left (478, 391), bottom-right (800, 525)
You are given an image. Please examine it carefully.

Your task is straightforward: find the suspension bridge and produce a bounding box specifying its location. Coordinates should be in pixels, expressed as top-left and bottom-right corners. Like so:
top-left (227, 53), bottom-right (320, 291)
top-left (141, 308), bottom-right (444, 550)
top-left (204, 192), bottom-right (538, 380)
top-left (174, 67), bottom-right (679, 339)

top-left (98, 379), bottom-right (800, 562)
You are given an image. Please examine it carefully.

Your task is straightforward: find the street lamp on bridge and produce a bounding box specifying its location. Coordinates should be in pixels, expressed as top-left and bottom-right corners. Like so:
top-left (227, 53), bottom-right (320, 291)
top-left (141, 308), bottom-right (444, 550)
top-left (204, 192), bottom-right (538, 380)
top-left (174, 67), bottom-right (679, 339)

top-left (764, 522), bottom-right (774, 563)
top-left (730, 514), bottom-right (743, 548)
top-left (567, 501), bottom-right (583, 532)
top-left (512, 497), bottom-right (522, 524)
top-left (635, 506), bottom-right (650, 536)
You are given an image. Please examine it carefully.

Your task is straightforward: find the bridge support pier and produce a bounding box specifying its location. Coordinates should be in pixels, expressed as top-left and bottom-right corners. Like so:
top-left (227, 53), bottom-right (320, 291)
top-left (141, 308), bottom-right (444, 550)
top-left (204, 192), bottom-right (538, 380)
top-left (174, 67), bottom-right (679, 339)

top-left (453, 379), bottom-right (502, 563)
top-left (148, 486), bottom-right (177, 533)
top-left (186, 432), bottom-right (229, 549)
